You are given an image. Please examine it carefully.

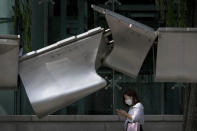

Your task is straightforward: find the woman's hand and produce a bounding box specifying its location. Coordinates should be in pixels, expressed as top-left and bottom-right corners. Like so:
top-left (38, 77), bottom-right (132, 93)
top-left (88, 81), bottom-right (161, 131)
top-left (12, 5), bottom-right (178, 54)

top-left (116, 109), bottom-right (133, 120)
top-left (116, 109), bottom-right (128, 117)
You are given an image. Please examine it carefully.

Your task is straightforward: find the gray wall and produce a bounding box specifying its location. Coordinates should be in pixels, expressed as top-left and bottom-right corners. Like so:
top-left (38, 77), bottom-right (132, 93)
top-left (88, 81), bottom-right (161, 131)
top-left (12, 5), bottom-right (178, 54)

top-left (0, 115), bottom-right (183, 131)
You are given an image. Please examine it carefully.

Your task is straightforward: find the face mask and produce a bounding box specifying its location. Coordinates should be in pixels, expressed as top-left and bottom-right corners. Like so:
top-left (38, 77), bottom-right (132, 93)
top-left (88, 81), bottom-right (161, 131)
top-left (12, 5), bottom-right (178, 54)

top-left (125, 98), bottom-right (133, 106)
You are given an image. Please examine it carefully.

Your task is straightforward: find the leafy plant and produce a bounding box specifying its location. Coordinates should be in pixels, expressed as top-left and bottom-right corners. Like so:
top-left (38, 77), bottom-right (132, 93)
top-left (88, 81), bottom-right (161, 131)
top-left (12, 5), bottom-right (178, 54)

top-left (178, 0), bottom-right (187, 27)
top-left (155, 0), bottom-right (187, 27)
top-left (12, 0), bottom-right (32, 53)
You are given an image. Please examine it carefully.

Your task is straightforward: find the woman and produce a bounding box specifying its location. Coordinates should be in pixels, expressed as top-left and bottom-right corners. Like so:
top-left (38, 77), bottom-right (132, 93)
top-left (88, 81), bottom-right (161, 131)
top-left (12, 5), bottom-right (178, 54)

top-left (116, 89), bottom-right (144, 131)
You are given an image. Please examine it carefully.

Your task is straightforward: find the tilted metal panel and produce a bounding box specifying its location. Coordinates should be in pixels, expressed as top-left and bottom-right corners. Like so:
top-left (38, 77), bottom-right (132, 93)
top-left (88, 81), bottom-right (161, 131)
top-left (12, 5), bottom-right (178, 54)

top-left (155, 28), bottom-right (197, 82)
top-left (19, 27), bottom-right (107, 118)
top-left (92, 5), bottom-right (157, 78)
top-left (0, 35), bottom-right (20, 89)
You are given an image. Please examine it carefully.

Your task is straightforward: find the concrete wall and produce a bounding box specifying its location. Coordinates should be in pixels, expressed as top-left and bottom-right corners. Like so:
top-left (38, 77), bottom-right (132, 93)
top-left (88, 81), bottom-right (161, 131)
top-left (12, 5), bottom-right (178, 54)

top-left (0, 115), bottom-right (183, 131)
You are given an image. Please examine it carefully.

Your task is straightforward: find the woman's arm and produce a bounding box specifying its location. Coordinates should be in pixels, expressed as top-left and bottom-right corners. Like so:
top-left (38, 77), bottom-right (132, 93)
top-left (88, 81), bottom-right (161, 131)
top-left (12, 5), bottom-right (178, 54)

top-left (116, 109), bottom-right (133, 120)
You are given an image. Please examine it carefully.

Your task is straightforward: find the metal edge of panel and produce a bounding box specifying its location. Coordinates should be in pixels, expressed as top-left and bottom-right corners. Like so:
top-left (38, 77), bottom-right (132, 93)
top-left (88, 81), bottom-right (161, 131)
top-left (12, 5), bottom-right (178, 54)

top-left (91, 5), bottom-right (106, 15)
top-left (91, 5), bottom-right (157, 40)
top-left (154, 76), bottom-right (195, 83)
top-left (0, 35), bottom-right (20, 40)
top-left (19, 27), bottom-right (104, 62)
top-left (0, 34), bottom-right (20, 47)
top-left (157, 27), bottom-right (197, 32)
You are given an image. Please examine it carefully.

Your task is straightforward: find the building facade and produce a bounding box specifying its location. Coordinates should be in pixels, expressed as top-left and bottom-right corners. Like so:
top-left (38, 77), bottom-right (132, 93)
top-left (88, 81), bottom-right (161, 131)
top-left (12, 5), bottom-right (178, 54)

top-left (0, 0), bottom-right (184, 130)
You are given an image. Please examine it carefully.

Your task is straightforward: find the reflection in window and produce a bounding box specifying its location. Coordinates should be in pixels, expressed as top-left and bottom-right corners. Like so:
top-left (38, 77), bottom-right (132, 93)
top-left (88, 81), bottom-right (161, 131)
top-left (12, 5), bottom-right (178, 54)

top-left (53, 0), bottom-right (60, 16)
top-left (164, 83), bottom-right (184, 115)
top-left (67, 0), bottom-right (78, 18)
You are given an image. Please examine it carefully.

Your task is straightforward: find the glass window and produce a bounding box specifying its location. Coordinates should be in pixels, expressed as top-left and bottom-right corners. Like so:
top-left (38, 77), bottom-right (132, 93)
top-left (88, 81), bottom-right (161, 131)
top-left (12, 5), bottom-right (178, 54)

top-left (0, 0), bottom-right (14, 34)
top-left (67, 0), bottom-right (78, 18)
top-left (164, 83), bottom-right (185, 115)
top-left (0, 91), bottom-right (15, 115)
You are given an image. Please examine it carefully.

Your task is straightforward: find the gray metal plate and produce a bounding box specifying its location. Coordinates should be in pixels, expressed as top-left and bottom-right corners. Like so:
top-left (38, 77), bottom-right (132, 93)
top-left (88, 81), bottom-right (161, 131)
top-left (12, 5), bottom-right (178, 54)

top-left (0, 35), bottom-right (20, 89)
top-left (92, 5), bottom-right (157, 78)
top-left (19, 28), bottom-right (107, 118)
top-left (155, 28), bottom-right (197, 82)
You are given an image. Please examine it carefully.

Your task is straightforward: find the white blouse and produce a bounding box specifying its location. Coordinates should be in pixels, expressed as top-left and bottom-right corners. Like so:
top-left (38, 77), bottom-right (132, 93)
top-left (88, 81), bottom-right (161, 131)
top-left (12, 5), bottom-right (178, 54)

top-left (125, 102), bottom-right (144, 126)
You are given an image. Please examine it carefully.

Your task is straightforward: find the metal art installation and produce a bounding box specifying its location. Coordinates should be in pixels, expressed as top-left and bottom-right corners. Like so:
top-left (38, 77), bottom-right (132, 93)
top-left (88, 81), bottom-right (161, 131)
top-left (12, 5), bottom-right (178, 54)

top-left (155, 28), bottom-right (197, 82)
top-left (92, 5), bottom-right (157, 78)
top-left (19, 27), bottom-right (107, 118)
top-left (0, 35), bottom-right (20, 89)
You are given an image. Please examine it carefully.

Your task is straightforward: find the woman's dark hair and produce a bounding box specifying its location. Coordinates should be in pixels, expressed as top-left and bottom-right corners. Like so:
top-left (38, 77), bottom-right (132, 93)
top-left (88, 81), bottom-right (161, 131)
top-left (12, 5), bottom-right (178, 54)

top-left (123, 89), bottom-right (140, 107)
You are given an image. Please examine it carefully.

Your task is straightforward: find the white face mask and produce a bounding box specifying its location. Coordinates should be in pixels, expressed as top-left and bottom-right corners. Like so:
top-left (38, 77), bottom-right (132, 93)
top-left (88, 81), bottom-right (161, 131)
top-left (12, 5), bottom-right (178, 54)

top-left (125, 98), bottom-right (133, 106)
